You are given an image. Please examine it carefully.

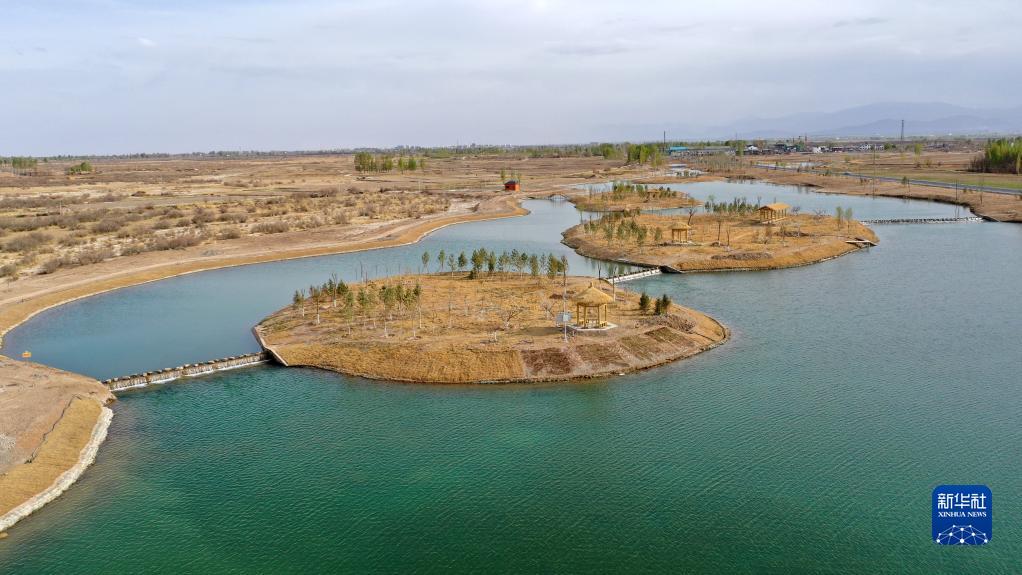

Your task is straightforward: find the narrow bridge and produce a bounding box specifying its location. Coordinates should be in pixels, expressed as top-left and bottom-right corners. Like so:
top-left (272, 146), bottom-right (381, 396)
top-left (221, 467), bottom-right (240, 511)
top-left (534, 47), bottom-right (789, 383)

top-left (607, 268), bottom-right (662, 284)
top-left (860, 216), bottom-right (984, 225)
top-left (102, 351), bottom-right (269, 393)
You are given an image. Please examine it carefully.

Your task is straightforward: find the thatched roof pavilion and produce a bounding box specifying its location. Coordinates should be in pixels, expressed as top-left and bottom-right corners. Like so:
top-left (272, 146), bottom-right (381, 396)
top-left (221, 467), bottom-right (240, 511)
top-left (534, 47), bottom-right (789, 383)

top-left (670, 223), bottom-right (690, 242)
top-left (572, 282), bottom-right (614, 329)
top-left (757, 202), bottom-right (790, 222)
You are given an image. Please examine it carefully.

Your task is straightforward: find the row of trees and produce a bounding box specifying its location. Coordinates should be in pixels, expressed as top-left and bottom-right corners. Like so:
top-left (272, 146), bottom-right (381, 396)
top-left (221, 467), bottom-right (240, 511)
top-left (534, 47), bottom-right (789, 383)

top-left (582, 213), bottom-right (664, 250)
top-left (354, 152), bottom-right (425, 173)
top-left (421, 248), bottom-right (568, 281)
top-left (1, 157), bottom-right (39, 175)
top-left (605, 182), bottom-right (678, 202)
top-left (703, 195), bottom-right (759, 215)
top-left (969, 139), bottom-right (1022, 174)
top-left (292, 275), bottom-right (423, 327)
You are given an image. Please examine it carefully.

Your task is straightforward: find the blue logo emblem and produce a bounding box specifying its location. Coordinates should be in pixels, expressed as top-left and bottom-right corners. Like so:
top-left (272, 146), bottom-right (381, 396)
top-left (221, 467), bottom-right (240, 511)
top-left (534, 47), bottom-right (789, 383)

top-left (932, 485), bottom-right (991, 545)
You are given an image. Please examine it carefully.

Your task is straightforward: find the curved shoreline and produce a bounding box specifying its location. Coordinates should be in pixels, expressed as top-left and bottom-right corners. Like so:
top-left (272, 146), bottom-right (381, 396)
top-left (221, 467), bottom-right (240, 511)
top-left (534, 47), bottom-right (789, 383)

top-left (0, 197), bottom-right (524, 537)
top-left (0, 197), bottom-right (528, 348)
top-left (562, 234), bottom-right (874, 274)
top-left (562, 225), bottom-right (877, 274)
top-left (255, 276), bottom-right (729, 384)
top-left (0, 404), bottom-right (112, 534)
top-left (261, 317), bottom-right (729, 385)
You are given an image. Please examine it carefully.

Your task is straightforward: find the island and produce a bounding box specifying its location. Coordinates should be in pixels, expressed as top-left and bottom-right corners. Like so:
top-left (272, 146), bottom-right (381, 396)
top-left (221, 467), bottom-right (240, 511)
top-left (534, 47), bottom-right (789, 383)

top-left (563, 201), bottom-right (878, 272)
top-left (253, 254), bottom-right (727, 384)
top-left (570, 181), bottom-right (701, 213)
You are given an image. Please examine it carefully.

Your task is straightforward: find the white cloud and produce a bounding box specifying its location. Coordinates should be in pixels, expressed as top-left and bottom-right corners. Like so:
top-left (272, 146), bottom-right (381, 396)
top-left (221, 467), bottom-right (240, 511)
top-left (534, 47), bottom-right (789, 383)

top-left (0, 0), bottom-right (1020, 154)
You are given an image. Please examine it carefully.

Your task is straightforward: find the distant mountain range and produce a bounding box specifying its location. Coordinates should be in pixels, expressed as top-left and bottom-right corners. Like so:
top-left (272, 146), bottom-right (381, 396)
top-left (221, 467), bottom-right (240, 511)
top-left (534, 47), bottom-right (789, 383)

top-left (607, 102), bottom-right (1022, 141)
top-left (713, 102), bottom-right (1022, 139)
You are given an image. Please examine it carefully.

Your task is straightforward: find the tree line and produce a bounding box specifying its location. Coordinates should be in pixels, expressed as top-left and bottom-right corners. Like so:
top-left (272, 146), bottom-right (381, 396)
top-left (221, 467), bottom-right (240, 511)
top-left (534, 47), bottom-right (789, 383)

top-left (420, 248), bottom-right (568, 281)
top-left (969, 138), bottom-right (1022, 174)
top-left (354, 152), bottom-right (426, 173)
top-left (292, 275), bottom-right (423, 328)
top-left (1, 157), bottom-right (39, 175)
top-left (582, 213), bottom-right (664, 251)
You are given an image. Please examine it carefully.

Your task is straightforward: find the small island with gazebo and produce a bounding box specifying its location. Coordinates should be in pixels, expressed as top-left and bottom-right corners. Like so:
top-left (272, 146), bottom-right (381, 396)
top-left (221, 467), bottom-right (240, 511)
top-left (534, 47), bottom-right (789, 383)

top-left (252, 249), bottom-right (727, 384)
top-left (562, 197), bottom-right (878, 272)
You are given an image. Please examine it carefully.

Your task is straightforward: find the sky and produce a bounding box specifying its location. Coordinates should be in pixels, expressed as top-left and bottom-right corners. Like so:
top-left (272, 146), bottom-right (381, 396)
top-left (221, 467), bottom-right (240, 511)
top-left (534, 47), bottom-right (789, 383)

top-left (2, 0), bottom-right (1020, 155)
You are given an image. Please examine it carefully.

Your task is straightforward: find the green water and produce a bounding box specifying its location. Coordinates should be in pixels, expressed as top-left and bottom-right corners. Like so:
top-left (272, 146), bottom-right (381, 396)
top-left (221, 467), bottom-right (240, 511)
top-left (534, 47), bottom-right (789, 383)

top-left (1, 183), bottom-right (1019, 573)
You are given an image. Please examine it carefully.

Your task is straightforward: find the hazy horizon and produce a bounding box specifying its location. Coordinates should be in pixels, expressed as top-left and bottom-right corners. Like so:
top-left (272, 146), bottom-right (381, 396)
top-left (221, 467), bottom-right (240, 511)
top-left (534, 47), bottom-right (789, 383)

top-left (4, 0), bottom-right (1021, 156)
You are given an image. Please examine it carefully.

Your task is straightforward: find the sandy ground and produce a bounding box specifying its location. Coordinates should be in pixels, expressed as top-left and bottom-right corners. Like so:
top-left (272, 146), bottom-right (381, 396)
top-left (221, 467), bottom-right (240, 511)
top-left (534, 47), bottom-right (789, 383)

top-left (255, 274), bottom-right (727, 383)
top-left (0, 356), bottom-right (113, 533)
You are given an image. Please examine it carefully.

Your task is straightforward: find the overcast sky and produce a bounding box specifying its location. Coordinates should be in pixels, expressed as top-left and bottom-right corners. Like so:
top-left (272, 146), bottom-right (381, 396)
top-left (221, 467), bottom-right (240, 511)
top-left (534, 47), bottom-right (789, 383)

top-left (3, 0), bottom-right (1020, 155)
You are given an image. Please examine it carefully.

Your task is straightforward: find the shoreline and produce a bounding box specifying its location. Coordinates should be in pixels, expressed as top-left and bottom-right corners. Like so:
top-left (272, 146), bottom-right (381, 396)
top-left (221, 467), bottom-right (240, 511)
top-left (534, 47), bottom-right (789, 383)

top-left (562, 234), bottom-right (874, 274)
top-left (255, 276), bottom-right (729, 384)
top-left (724, 166), bottom-right (1021, 223)
top-left (260, 316), bottom-right (729, 384)
top-left (0, 196), bottom-right (523, 536)
top-left (561, 214), bottom-right (878, 274)
top-left (0, 400), bottom-right (113, 534)
top-left (0, 196), bottom-right (528, 348)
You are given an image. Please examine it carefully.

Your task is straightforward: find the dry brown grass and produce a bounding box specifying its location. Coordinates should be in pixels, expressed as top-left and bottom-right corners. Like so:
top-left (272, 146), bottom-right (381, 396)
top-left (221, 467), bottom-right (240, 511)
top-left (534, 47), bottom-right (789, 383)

top-left (564, 213), bottom-right (877, 272)
top-left (0, 398), bottom-right (102, 518)
top-left (0, 153), bottom-right (644, 280)
top-left (0, 356), bottom-right (113, 525)
top-left (256, 274), bottom-right (727, 383)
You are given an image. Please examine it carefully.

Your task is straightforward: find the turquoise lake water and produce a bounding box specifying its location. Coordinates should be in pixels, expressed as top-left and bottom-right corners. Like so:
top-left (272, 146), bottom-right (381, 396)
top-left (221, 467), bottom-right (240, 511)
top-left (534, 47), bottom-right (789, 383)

top-left (1, 181), bottom-right (1019, 573)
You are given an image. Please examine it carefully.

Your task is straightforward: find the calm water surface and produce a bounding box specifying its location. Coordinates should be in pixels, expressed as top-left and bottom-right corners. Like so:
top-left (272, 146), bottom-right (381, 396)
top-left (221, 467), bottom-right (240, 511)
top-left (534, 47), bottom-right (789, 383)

top-left (1, 183), bottom-right (1019, 573)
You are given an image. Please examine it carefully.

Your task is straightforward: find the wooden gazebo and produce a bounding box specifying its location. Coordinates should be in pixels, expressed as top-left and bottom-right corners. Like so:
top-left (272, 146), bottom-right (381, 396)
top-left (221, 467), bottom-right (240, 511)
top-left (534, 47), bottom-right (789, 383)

top-left (757, 203), bottom-right (790, 222)
top-left (572, 282), bottom-right (615, 329)
top-left (670, 223), bottom-right (690, 242)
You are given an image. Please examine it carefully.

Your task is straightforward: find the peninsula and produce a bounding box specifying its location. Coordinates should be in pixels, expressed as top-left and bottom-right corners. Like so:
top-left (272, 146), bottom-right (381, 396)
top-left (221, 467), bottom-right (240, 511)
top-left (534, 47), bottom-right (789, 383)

top-left (254, 259), bottom-right (727, 383)
top-left (0, 357), bottom-right (113, 534)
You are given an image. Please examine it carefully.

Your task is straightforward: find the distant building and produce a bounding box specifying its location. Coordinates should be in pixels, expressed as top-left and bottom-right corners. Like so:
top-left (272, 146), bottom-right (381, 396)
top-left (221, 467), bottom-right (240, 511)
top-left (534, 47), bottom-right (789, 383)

top-left (504, 180), bottom-right (520, 192)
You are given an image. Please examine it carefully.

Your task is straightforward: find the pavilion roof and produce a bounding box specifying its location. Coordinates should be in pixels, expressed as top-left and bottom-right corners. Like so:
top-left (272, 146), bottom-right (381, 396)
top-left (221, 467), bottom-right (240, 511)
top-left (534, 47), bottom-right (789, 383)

top-left (572, 282), bottom-right (615, 306)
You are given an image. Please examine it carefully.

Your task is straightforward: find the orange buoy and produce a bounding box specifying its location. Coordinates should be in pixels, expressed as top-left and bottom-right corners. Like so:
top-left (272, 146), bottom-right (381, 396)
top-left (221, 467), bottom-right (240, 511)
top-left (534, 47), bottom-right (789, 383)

top-left (21, 351), bottom-right (32, 358)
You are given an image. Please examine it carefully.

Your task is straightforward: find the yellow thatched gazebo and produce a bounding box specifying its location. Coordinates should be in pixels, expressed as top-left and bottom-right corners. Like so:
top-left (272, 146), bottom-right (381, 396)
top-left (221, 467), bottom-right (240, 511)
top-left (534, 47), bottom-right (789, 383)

top-left (572, 282), bottom-right (615, 329)
top-left (670, 223), bottom-right (690, 242)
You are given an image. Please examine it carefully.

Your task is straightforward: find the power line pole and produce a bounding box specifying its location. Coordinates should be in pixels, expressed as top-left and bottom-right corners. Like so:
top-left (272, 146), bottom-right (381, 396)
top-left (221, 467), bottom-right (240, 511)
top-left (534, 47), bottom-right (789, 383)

top-left (900, 119), bottom-right (905, 144)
